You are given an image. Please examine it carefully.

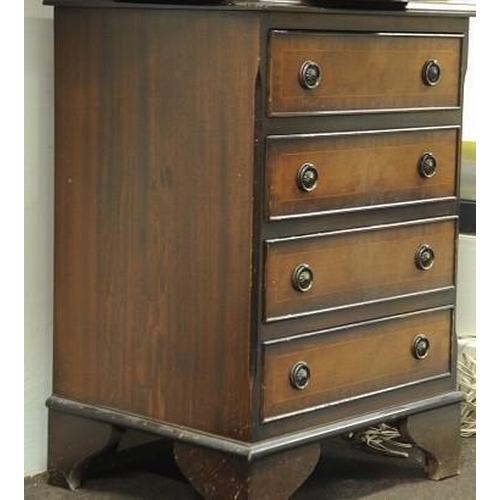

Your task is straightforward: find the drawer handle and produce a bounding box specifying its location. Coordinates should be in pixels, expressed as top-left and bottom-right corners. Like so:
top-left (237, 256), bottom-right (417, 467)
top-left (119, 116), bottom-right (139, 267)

top-left (290, 361), bottom-right (311, 390)
top-left (299, 60), bottom-right (322, 90)
top-left (418, 152), bottom-right (438, 178)
top-left (415, 244), bottom-right (435, 271)
top-left (422, 59), bottom-right (441, 86)
top-left (412, 334), bottom-right (431, 360)
top-left (297, 163), bottom-right (319, 192)
top-left (292, 264), bottom-right (314, 293)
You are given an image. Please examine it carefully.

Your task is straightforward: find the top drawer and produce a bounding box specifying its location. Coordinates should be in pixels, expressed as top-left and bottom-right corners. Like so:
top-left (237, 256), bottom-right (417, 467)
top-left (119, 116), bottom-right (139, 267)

top-left (267, 31), bottom-right (462, 116)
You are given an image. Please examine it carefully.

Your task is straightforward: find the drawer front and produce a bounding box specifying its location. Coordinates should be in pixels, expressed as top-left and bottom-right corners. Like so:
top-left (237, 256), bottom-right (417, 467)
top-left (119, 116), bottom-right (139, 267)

top-left (267, 128), bottom-right (458, 219)
top-left (261, 309), bottom-right (452, 420)
top-left (268, 31), bottom-right (461, 115)
top-left (265, 218), bottom-right (455, 321)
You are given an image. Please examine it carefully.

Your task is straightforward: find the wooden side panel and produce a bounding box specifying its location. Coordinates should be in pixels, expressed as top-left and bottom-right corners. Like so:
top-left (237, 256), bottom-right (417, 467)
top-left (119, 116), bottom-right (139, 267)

top-left (262, 309), bottom-right (451, 419)
top-left (268, 31), bottom-right (461, 115)
top-left (54, 8), bottom-right (260, 440)
top-left (265, 219), bottom-right (455, 320)
top-left (267, 129), bottom-right (458, 218)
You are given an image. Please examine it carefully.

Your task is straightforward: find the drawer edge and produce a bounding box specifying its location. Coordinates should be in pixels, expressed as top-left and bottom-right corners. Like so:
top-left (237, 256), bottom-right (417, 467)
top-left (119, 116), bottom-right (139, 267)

top-left (263, 304), bottom-right (454, 345)
top-left (268, 197), bottom-right (457, 222)
top-left (261, 373), bottom-right (451, 424)
top-left (265, 285), bottom-right (455, 323)
top-left (268, 105), bottom-right (462, 118)
top-left (265, 214), bottom-right (458, 244)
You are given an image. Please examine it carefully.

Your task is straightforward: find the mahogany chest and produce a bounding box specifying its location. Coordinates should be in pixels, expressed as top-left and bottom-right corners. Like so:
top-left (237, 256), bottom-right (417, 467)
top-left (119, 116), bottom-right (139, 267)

top-left (45, 1), bottom-right (474, 497)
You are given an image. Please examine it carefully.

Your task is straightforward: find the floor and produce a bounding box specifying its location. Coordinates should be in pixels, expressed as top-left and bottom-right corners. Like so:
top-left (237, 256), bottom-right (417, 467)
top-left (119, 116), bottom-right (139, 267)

top-left (25, 435), bottom-right (476, 499)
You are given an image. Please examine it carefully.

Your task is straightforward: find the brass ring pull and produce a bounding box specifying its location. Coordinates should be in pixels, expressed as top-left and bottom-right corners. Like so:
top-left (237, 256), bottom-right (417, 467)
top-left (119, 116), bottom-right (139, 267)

top-left (422, 59), bottom-right (441, 86)
top-left (297, 163), bottom-right (319, 192)
top-left (415, 244), bottom-right (435, 271)
top-left (292, 264), bottom-right (314, 293)
top-left (299, 60), bottom-right (322, 90)
top-left (418, 152), bottom-right (437, 178)
top-left (290, 361), bottom-right (311, 390)
top-left (412, 334), bottom-right (431, 360)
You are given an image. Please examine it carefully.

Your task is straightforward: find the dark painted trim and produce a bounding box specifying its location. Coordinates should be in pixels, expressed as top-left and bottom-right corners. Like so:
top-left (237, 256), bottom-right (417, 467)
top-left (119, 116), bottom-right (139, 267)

top-left (265, 286), bottom-right (455, 324)
top-left (46, 395), bottom-right (253, 457)
top-left (271, 30), bottom-right (464, 39)
top-left (264, 111), bottom-right (464, 137)
top-left (261, 198), bottom-right (457, 241)
top-left (267, 124), bottom-right (460, 141)
top-left (46, 392), bottom-right (463, 460)
top-left (263, 304), bottom-right (454, 345)
top-left (43, 1), bottom-right (476, 17)
top-left (268, 106), bottom-right (462, 118)
top-left (269, 197), bottom-right (457, 222)
top-left (266, 214), bottom-right (458, 244)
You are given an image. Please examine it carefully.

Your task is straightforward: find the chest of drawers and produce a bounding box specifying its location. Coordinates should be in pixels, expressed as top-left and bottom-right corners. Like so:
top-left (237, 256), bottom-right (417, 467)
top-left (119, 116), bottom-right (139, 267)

top-left (46, 1), bottom-right (474, 498)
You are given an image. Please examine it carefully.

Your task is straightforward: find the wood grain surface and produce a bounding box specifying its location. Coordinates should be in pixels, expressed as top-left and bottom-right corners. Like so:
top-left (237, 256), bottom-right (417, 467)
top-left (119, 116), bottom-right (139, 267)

top-left (268, 31), bottom-right (461, 115)
top-left (264, 218), bottom-right (456, 320)
top-left (54, 7), bottom-right (260, 440)
top-left (266, 128), bottom-right (458, 218)
top-left (262, 309), bottom-right (451, 419)
top-left (51, 4), bottom-right (469, 455)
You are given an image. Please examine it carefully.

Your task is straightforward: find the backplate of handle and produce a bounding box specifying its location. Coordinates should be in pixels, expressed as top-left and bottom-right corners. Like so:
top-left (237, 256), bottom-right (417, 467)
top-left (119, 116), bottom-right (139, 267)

top-left (297, 163), bottom-right (319, 192)
top-left (418, 152), bottom-right (437, 178)
top-left (415, 244), bottom-right (435, 271)
top-left (290, 361), bottom-right (311, 390)
top-left (292, 264), bottom-right (314, 293)
top-left (412, 334), bottom-right (431, 360)
top-left (422, 59), bottom-right (441, 86)
top-left (299, 60), bottom-right (322, 89)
